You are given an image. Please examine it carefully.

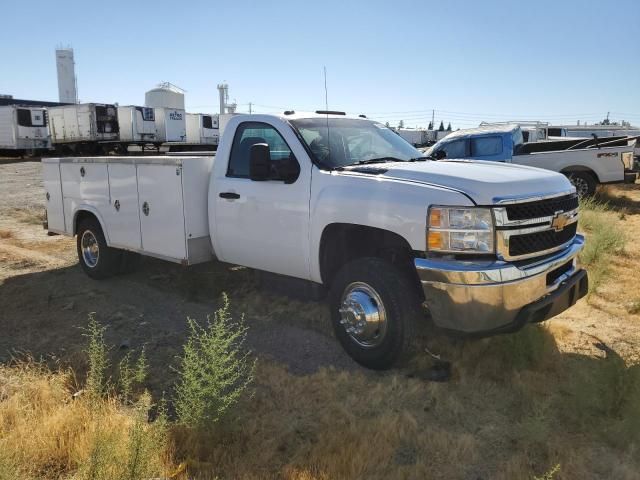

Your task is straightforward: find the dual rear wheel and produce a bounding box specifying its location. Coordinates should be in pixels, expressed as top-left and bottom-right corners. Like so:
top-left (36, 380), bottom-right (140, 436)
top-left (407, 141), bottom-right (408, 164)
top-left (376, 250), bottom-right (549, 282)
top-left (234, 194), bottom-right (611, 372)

top-left (76, 217), bottom-right (140, 279)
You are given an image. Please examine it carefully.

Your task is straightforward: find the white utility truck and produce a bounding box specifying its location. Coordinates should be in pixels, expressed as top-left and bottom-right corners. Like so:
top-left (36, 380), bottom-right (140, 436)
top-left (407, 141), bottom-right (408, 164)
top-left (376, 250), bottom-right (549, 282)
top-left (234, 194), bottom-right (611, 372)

top-left (0, 105), bottom-right (51, 155)
top-left (43, 111), bottom-right (588, 369)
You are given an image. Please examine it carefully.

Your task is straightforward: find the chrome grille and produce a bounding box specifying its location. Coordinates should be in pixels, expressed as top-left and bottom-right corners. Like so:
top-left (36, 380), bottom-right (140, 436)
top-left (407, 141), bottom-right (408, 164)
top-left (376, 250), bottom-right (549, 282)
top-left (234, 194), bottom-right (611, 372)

top-left (509, 223), bottom-right (577, 257)
top-left (493, 193), bottom-right (579, 261)
top-left (505, 194), bottom-right (579, 221)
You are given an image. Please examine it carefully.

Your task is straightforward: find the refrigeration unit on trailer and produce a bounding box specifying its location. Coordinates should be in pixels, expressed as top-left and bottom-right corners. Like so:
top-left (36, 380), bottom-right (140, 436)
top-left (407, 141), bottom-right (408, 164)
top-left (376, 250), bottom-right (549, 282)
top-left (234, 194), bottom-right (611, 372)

top-left (186, 113), bottom-right (219, 145)
top-left (117, 106), bottom-right (157, 143)
top-left (0, 105), bottom-right (51, 155)
top-left (48, 103), bottom-right (119, 149)
top-left (154, 107), bottom-right (186, 143)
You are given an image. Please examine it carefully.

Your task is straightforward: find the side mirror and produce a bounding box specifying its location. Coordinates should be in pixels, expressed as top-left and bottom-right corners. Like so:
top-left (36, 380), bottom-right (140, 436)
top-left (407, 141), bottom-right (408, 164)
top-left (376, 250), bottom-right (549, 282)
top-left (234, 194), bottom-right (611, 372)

top-left (275, 155), bottom-right (301, 184)
top-left (249, 143), bottom-right (271, 181)
top-left (433, 149), bottom-right (446, 160)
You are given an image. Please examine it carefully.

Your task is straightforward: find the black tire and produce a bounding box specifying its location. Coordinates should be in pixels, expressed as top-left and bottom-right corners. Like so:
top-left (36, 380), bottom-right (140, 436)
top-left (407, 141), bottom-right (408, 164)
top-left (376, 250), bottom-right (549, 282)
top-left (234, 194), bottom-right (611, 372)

top-left (119, 251), bottom-right (142, 274)
top-left (329, 257), bottom-right (422, 370)
top-left (567, 171), bottom-right (597, 197)
top-left (76, 217), bottom-right (121, 279)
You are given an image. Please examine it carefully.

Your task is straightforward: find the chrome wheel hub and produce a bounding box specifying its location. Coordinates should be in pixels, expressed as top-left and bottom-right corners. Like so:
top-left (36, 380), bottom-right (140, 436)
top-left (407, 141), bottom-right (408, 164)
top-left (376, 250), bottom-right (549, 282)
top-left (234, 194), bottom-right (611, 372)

top-left (570, 176), bottom-right (588, 196)
top-left (339, 282), bottom-right (387, 348)
top-left (81, 230), bottom-right (99, 268)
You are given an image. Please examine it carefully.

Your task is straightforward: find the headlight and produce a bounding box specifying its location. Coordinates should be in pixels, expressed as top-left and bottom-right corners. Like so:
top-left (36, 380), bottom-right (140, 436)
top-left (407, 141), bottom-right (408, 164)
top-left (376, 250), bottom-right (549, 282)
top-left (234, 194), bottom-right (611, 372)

top-left (427, 207), bottom-right (494, 253)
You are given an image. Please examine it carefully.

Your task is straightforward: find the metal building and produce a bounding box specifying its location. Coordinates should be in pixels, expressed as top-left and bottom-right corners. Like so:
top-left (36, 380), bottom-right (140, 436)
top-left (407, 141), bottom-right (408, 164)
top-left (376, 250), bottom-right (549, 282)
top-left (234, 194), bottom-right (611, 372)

top-left (55, 48), bottom-right (78, 104)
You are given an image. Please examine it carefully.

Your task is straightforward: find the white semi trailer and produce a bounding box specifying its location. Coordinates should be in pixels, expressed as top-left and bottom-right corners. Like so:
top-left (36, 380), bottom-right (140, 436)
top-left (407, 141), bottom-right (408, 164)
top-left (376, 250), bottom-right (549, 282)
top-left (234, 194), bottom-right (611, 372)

top-left (0, 105), bottom-right (51, 156)
top-left (397, 128), bottom-right (435, 147)
top-left (153, 107), bottom-right (186, 143)
top-left (48, 103), bottom-right (119, 154)
top-left (186, 113), bottom-right (219, 145)
top-left (117, 106), bottom-right (157, 144)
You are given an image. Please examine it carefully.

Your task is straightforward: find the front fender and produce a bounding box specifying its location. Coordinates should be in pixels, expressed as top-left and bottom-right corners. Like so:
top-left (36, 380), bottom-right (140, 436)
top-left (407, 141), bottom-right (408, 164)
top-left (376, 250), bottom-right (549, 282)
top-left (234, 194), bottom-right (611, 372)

top-left (309, 170), bottom-right (473, 283)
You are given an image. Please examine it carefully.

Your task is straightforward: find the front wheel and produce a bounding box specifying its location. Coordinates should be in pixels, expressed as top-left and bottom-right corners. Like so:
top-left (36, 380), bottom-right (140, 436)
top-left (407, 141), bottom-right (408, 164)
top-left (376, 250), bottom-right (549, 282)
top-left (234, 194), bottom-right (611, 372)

top-left (567, 171), bottom-right (596, 197)
top-left (329, 258), bottom-right (421, 370)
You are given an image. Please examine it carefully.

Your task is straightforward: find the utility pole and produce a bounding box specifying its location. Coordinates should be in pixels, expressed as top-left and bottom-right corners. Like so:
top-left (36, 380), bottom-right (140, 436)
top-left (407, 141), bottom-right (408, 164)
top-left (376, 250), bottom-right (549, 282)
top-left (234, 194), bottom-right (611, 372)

top-left (249, 102), bottom-right (252, 114)
top-left (431, 109), bottom-right (435, 130)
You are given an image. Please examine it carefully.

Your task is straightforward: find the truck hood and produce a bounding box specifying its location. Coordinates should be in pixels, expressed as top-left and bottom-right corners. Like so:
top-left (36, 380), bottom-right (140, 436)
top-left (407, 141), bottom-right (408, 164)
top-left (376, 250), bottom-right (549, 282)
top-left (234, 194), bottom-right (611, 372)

top-left (374, 160), bottom-right (574, 205)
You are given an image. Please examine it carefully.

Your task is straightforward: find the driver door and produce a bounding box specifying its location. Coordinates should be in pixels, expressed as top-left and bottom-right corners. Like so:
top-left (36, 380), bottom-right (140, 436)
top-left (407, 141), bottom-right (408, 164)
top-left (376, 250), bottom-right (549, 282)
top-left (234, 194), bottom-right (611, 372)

top-left (213, 121), bottom-right (311, 280)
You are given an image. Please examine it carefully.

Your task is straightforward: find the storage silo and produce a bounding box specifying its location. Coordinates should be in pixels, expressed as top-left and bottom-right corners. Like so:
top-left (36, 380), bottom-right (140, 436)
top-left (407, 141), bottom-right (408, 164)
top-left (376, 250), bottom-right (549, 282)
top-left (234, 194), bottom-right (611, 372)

top-left (144, 82), bottom-right (185, 109)
top-left (55, 48), bottom-right (78, 104)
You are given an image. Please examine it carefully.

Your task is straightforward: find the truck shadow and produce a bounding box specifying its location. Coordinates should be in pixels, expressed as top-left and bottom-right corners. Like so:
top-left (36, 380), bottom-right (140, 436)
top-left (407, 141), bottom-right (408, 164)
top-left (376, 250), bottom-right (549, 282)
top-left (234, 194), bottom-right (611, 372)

top-left (0, 257), bottom-right (353, 396)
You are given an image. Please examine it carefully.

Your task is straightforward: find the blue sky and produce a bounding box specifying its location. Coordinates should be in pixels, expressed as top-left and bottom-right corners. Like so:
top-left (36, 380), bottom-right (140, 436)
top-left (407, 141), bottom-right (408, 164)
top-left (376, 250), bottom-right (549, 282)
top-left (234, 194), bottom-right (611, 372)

top-left (2, 0), bottom-right (639, 128)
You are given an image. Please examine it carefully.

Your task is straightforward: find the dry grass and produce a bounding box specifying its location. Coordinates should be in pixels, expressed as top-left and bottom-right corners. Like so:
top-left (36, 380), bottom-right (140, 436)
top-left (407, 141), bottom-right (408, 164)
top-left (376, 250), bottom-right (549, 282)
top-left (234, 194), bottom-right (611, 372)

top-left (0, 362), bottom-right (174, 480)
top-left (578, 197), bottom-right (626, 295)
top-left (4, 325), bottom-right (638, 479)
top-left (10, 207), bottom-right (44, 226)
top-left (0, 230), bottom-right (12, 239)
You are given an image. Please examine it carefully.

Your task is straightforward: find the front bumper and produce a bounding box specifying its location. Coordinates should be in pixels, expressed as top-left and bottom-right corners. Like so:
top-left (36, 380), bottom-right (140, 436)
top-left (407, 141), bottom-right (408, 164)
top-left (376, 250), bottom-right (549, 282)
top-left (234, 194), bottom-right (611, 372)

top-left (415, 235), bottom-right (587, 335)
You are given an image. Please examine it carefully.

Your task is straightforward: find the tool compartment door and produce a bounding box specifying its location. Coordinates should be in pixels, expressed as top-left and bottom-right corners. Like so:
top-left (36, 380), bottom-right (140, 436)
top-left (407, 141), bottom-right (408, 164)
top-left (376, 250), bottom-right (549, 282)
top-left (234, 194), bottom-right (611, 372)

top-left (105, 163), bottom-right (142, 249)
top-left (137, 163), bottom-right (187, 260)
top-left (42, 161), bottom-right (65, 232)
top-left (60, 161), bottom-right (110, 233)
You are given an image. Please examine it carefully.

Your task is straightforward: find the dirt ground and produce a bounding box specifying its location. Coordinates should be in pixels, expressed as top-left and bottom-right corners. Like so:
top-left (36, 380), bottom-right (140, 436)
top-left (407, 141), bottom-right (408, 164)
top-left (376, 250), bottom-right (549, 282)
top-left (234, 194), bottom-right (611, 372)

top-left (1, 159), bottom-right (639, 479)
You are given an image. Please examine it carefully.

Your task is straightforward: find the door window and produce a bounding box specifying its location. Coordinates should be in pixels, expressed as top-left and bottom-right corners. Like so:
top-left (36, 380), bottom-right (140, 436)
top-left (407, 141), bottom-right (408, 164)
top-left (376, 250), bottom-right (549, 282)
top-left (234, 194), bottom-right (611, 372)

top-left (470, 136), bottom-right (503, 156)
top-left (441, 139), bottom-right (469, 158)
top-left (227, 122), bottom-right (294, 178)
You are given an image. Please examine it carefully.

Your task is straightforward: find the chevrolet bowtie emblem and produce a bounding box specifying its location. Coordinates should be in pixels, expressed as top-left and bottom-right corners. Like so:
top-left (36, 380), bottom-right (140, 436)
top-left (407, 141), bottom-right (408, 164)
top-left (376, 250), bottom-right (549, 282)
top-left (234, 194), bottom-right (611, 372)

top-left (551, 211), bottom-right (571, 231)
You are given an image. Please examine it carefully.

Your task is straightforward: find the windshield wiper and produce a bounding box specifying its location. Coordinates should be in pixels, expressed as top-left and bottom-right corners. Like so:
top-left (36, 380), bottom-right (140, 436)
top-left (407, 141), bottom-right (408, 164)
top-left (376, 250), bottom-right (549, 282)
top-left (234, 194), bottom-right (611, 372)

top-left (351, 156), bottom-right (405, 165)
top-left (408, 156), bottom-right (429, 162)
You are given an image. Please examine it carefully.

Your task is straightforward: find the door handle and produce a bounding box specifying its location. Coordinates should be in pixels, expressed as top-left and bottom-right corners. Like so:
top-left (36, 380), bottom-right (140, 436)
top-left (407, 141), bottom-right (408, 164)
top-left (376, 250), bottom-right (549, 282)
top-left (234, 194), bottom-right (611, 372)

top-left (219, 192), bottom-right (240, 199)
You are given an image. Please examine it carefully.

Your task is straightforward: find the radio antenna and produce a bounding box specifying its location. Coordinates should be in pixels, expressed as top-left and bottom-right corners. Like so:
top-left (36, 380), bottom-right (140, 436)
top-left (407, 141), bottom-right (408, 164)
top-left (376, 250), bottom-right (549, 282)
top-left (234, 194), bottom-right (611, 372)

top-left (323, 66), bottom-right (331, 167)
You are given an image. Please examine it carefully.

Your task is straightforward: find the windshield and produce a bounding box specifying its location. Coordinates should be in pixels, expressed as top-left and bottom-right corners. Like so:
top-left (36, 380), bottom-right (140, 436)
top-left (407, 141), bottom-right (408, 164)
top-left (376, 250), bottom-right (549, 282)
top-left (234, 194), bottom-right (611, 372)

top-left (290, 118), bottom-right (423, 168)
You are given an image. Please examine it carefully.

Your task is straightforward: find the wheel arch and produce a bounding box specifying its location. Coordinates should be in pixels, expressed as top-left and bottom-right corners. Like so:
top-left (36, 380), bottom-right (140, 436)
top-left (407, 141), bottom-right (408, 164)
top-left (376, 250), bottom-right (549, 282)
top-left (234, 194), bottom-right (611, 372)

top-left (73, 207), bottom-right (110, 244)
top-left (318, 223), bottom-right (422, 297)
top-left (560, 166), bottom-right (600, 183)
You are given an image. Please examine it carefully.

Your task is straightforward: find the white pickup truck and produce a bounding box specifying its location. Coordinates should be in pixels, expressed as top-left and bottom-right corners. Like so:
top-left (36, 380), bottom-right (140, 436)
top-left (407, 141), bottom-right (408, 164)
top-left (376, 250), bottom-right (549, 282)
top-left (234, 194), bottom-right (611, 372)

top-left (43, 111), bottom-right (588, 369)
top-left (426, 124), bottom-right (637, 196)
